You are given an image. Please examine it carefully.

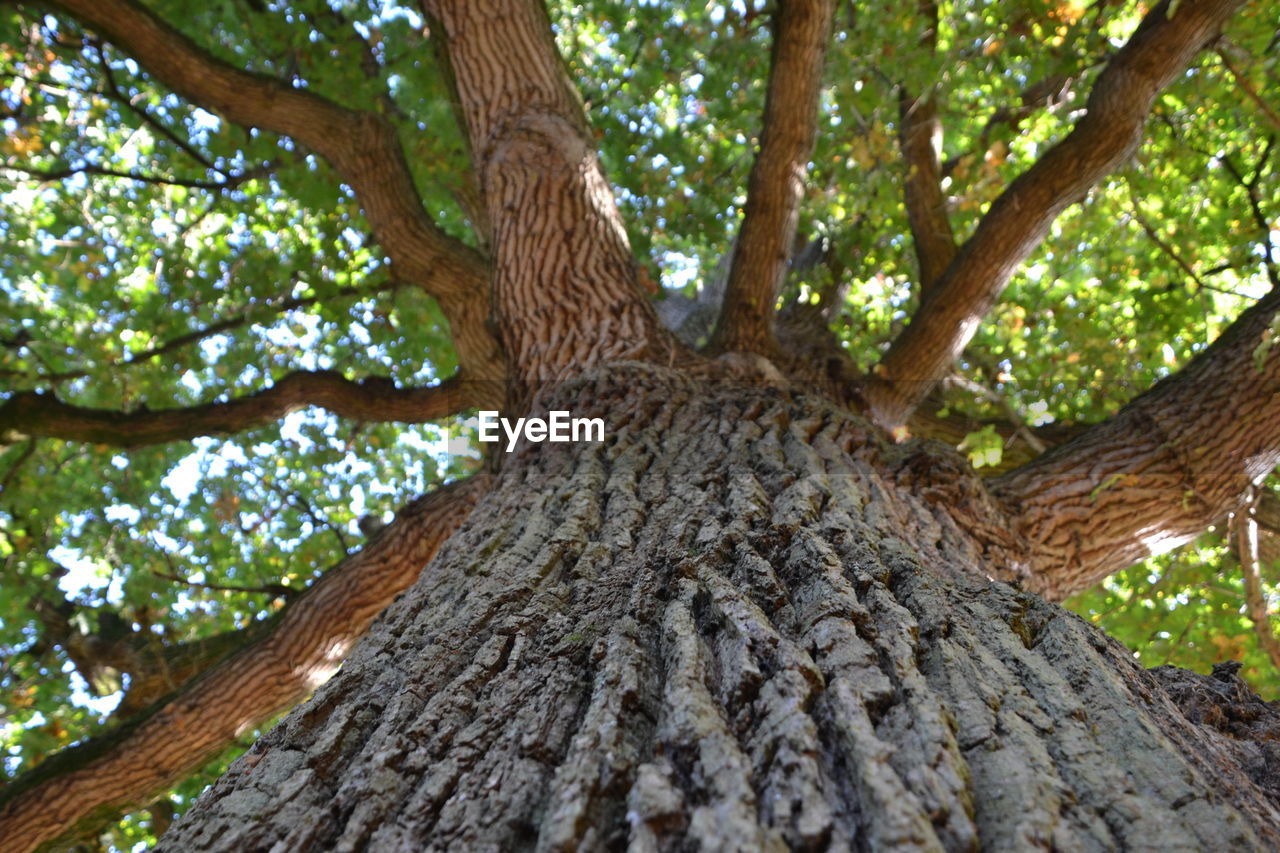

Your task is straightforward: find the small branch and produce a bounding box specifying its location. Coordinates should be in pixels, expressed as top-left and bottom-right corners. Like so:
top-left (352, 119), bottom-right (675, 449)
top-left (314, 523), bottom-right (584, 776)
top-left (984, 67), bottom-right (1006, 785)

top-left (945, 373), bottom-right (1046, 453)
top-left (1217, 43), bottom-right (1280, 132)
top-left (261, 479), bottom-right (350, 555)
top-left (0, 440), bottom-right (36, 492)
top-left (1236, 497), bottom-right (1280, 674)
top-left (1, 278), bottom-right (402, 386)
top-left (150, 569), bottom-right (295, 600)
top-left (712, 0), bottom-right (836, 356)
top-left (49, 0), bottom-right (502, 381)
top-left (92, 37), bottom-right (221, 173)
top-left (1, 160), bottom-right (260, 191)
top-left (864, 0), bottom-right (1245, 430)
top-left (0, 370), bottom-right (478, 449)
top-left (1219, 138), bottom-right (1280, 291)
top-left (940, 71), bottom-right (1083, 178)
top-left (1127, 197), bottom-right (1210, 290)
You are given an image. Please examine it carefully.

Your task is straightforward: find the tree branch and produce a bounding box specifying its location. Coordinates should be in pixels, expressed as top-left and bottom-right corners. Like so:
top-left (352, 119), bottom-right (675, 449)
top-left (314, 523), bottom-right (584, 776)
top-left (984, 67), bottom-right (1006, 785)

top-left (150, 569), bottom-right (296, 601)
top-left (0, 370), bottom-right (477, 449)
top-left (1, 159), bottom-right (261, 191)
top-left (0, 278), bottom-right (401, 386)
top-left (0, 473), bottom-right (491, 853)
top-left (863, 0), bottom-right (1245, 430)
top-left (940, 71), bottom-right (1081, 177)
top-left (944, 373), bottom-right (1046, 454)
top-left (899, 90), bottom-right (956, 296)
top-left (46, 0), bottom-right (503, 383)
top-left (713, 0), bottom-right (835, 356)
top-left (426, 0), bottom-right (676, 388)
top-left (1217, 43), bottom-right (1280, 132)
top-left (1128, 195), bottom-right (1213, 290)
top-left (896, 0), bottom-right (956, 296)
top-left (993, 287), bottom-right (1280, 600)
top-left (1236, 501), bottom-right (1280, 674)
top-left (26, 590), bottom-right (260, 717)
top-left (1219, 138), bottom-right (1280, 291)
top-left (92, 37), bottom-right (221, 173)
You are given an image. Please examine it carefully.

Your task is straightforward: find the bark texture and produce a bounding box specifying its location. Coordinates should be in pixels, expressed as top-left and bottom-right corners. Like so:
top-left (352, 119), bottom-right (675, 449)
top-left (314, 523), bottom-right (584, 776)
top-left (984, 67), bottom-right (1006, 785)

top-left (155, 371), bottom-right (1280, 852)
top-left (713, 0), bottom-right (835, 356)
top-left (427, 0), bottom-right (676, 387)
top-left (994, 287), bottom-right (1280, 600)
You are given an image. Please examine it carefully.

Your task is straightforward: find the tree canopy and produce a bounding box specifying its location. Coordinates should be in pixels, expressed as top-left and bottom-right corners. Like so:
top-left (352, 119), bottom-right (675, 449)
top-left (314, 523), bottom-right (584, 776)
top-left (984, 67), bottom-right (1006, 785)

top-left (1, 0), bottom-right (1278, 849)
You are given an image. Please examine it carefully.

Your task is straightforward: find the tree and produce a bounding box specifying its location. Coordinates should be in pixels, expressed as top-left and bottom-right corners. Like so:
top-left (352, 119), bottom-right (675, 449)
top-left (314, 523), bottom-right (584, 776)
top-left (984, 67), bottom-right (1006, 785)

top-left (2, 0), bottom-right (1280, 849)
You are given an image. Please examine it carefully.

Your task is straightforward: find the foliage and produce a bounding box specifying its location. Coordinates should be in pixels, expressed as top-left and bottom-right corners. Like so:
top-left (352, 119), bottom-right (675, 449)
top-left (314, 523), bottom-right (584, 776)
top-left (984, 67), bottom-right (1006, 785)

top-left (1, 0), bottom-right (1277, 848)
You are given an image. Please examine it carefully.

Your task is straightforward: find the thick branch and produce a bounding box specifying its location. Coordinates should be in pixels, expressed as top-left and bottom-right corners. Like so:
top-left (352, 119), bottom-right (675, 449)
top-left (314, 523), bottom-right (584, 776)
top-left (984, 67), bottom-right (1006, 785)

top-left (0, 371), bottom-right (475, 449)
top-left (0, 473), bottom-right (491, 853)
top-left (428, 0), bottom-right (676, 387)
top-left (47, 0), bottom-right (502, 382)
top-left (864, 0), bottom-right (1245, 430)
top-left (993, 288), bottom-right (1280, 600)
top-left (713, 0), bottom-right (835, 356)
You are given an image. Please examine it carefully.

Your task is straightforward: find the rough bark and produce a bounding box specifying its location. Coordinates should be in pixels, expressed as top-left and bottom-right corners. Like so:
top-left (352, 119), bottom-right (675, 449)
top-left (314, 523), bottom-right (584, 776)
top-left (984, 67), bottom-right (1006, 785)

top-left (11, 2), bottom-right (1280, 850)
top-left (154, 371), bottom-right (1280, 852)
top-left (0, 474), bottom-right (488, 853)
top-left (713, 0), bottom-right (835, 356)
top-left (427, 0), bottom-right (677, 387)
top-left (994, 287), bottom-right (1280, 600)
top-left (864, 0), bottom-right (1246, 430)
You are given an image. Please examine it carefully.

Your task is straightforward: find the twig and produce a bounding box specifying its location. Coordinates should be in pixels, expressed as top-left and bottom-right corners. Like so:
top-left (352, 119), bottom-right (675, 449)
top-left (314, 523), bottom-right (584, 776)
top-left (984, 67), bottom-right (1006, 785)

top-left (1, 160), bottom-right (261, 191)
top-left (1217, 44), bottom-right (1280, 132)
top-left (1219, 139), bottom-right (1280, 291)
top-left (91, 38), bottom-right (222, 173)
top-left (0, 278), bottom-right (400, 385)
top-left (1125, 194), bottom-right (1210, 290)
top-left (947, 371), bottom-right (1047, 453)
top-left (150, 569), bottom-right (295, 600)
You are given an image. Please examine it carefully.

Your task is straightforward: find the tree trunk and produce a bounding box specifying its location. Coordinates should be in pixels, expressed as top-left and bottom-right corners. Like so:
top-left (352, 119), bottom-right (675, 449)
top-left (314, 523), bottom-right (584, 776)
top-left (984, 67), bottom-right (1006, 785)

top-left (155, 370), bottom-right (1280, 851)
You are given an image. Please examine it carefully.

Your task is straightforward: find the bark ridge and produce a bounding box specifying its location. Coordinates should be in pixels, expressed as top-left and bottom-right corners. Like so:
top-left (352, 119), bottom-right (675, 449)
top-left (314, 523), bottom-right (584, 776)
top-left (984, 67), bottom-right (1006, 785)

top-left (156, 371), bottom-right (1280, 851)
